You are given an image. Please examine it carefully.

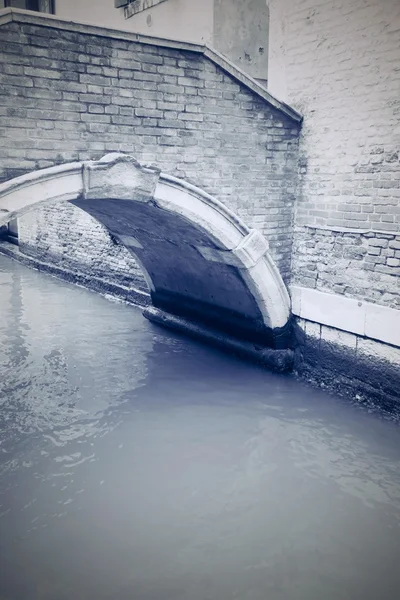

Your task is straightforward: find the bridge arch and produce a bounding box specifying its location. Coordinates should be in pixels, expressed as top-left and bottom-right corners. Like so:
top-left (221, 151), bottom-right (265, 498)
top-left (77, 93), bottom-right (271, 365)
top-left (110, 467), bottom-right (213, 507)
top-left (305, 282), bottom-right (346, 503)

top-left (0, 153), bottom-right (291, 349)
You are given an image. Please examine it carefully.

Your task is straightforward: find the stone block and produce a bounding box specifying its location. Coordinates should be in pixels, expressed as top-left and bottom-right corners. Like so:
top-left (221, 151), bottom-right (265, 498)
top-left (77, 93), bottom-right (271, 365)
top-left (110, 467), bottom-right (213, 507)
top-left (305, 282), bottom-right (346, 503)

top-left (320, 325), bottom-right (358, 350)
top-left (305, 320), bottom-right (321, 338)
top-left (82, 154), bottom-right (160, 203)
top-left (357, 338), bottom-right (400, 366)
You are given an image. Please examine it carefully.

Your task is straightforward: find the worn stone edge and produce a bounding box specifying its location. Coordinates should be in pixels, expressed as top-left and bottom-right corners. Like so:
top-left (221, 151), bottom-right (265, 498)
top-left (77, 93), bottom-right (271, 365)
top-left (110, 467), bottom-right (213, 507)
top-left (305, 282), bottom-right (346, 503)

top-left (296, 224), bottom-right (400, 236)
top-left (290, 285), bottom-right (400, 347)
top-left (159, 172), bottom-right (249, 235)
top-left (0, 7), bottom-right (302, 124)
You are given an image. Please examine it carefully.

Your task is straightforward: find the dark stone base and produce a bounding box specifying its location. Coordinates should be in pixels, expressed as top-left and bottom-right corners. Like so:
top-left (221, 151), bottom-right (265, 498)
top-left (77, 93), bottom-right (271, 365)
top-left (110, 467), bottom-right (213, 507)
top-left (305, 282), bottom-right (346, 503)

top-left (151, 289), bottom-right (294, 350)
top-left (293, 324), bottom-right (400, 420)
top-left (143, 306), bottom-right (294, 373)
top-left (0, 242), bottom-right (151, 308)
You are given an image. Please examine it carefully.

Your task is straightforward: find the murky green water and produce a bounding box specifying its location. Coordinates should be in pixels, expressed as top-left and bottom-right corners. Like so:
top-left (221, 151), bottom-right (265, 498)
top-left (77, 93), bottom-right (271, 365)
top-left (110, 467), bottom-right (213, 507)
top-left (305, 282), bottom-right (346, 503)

top-left (0, 254), bottom-right (399, 600)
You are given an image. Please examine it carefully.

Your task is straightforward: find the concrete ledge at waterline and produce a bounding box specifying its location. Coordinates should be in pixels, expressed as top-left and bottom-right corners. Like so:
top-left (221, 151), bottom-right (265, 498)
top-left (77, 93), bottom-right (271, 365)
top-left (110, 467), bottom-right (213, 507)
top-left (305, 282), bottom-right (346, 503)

top-left (143, 306), bottom-right (294, 373)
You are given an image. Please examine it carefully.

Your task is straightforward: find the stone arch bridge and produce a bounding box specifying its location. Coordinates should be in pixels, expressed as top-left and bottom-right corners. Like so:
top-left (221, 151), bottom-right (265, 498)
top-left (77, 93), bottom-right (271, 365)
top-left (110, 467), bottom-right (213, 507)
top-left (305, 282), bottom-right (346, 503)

top-left (0, 153), bottom-right (293, 366)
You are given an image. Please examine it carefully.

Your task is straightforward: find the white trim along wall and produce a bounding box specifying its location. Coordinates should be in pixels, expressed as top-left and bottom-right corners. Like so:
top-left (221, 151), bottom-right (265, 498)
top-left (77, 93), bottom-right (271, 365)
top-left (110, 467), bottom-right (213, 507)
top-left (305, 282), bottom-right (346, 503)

top-left (291, 286), bottom-right (400, 349)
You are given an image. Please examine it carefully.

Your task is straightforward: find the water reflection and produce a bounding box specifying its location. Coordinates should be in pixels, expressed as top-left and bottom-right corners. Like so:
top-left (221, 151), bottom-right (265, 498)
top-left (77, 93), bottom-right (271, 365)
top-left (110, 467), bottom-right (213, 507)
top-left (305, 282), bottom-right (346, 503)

top-left (0, 255), bottom-right (399, 600)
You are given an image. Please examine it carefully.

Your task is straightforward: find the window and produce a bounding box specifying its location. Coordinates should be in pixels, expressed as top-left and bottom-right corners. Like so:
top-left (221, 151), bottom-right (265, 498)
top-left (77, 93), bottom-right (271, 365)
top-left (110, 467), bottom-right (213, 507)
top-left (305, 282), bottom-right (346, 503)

top-left (4, 0), bottom-right (54, 13)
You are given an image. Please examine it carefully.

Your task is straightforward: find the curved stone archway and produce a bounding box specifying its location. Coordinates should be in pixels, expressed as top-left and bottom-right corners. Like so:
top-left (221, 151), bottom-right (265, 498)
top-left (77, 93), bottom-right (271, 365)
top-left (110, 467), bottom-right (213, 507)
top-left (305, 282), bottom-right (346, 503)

top-left (0, 154), bottom-right (291, 349)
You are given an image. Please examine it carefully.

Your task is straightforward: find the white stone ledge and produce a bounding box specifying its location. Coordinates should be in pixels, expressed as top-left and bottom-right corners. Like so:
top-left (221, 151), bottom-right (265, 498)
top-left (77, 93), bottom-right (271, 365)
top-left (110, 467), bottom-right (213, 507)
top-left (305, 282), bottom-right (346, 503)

top-left (296, 224), bottom-right (400, 236)
top-left (0, 7), bottom-right (302, 124)
top-left (291, 286), bottom-right (400, 348)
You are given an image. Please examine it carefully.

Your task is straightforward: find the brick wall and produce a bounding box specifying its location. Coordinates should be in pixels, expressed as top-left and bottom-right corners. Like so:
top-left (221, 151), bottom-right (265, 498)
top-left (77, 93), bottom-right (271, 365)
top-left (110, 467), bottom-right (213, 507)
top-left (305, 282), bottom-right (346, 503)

top-left (292, 227), bottom-right (400, 308)
top-left (0, 17), bottom-right (300, 282)
top-left (18, 202), bottom-right (148, 291)
top-left (269, 0), bottom-right (400, 232)
top-left (267, 0), bottom-right (400, 311)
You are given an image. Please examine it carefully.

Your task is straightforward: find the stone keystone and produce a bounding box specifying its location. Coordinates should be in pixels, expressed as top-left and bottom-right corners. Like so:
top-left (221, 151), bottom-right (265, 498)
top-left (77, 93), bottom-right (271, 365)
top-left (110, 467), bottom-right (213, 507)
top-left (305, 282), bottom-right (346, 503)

top-left (82, 153), bottom-right (161, 202)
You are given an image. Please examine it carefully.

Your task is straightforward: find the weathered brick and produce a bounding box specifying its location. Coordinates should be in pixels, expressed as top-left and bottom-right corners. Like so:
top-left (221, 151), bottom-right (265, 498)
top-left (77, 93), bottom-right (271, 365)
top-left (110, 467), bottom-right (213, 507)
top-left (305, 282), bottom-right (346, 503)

top-left (138, 52), bottom-right (164, 66)
top-left (387, 258), bottom-right (400, 267)
top-left (135, 108), bottom-right (163, 118)
top-left (178, 113), bottom-right (204, 122)
top-left (280, 0), bottom-right (400, 241)
top-left (292, 228), bottom-right (399, 308)
top-left (0, 18), bottom-right (300, 283)
top-left (80, 113), bottom-right (111, 123)
top-left (157, 84), bottom-right (185, 95)
top-left (88, 104), bottom-right (104, 114)
top-left (368, 238), bottom-right (389, 248)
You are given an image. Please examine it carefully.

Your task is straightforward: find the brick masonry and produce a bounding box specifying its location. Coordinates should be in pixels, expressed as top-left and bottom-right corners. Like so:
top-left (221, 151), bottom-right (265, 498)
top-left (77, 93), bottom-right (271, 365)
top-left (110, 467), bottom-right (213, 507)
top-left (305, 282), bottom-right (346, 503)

top-left (0, 8), bottom-right (399, 414)
top-left (18, 202), bottom-right (148, 291)
top-left (269, 0), bottom-right (400, 232)
top-left (0, 18), bottom-right (300, 284)
top-left (292, 226), bottom-right (400, 308)
top-left (267, 0), bottom-right (400, 326)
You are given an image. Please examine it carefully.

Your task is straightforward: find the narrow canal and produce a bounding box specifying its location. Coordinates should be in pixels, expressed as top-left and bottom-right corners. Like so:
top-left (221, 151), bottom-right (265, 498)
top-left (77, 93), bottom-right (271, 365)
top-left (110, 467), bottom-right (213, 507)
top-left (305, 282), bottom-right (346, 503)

top-left (0, 254), bottom-right (399, 600)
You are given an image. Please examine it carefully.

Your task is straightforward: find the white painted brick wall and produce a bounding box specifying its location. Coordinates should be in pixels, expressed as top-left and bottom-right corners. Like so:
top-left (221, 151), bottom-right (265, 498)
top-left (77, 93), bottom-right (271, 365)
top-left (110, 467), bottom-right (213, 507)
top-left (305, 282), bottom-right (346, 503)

top-left (269, 0), bottom-right (400, 231)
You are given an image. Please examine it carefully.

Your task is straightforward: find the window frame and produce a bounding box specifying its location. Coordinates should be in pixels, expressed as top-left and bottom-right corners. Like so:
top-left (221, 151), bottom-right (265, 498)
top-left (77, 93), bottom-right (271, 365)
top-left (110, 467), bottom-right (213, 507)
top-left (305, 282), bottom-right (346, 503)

top-left (4, 0), bottom-right (55, 14)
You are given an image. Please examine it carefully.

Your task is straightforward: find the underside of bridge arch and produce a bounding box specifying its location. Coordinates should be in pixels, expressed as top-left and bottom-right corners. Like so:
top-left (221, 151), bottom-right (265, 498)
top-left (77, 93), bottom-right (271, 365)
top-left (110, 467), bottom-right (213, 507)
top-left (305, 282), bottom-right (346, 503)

top-left (0, 154), bottom-right (292, 354)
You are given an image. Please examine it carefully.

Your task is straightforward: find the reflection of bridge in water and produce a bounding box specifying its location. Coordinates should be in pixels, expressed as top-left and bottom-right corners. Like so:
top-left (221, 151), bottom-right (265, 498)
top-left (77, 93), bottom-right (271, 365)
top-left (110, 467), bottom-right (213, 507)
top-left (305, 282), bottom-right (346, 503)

top-left (0, 153), bottom-right (293, 367)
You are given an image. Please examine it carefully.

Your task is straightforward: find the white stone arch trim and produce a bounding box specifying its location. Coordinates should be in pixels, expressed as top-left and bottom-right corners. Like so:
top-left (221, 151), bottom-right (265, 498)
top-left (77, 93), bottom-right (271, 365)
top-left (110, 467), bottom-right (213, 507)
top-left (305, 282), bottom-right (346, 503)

top-left (0, 154), bottom-right (291, 330)
top-left (0, 162), bottom-right (83, 223)
top-left (153, 174), bottom-right (291, 329)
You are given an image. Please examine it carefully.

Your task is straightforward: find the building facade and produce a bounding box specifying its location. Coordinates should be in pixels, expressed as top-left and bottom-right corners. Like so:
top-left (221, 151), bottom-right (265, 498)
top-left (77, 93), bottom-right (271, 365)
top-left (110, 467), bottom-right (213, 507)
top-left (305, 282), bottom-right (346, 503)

top-left (0, 0), bottom-right (270, 81)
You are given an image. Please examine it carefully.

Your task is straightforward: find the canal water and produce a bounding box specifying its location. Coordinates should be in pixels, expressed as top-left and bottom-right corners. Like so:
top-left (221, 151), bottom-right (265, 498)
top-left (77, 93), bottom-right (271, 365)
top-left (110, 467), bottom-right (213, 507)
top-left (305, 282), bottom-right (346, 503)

top-left (0, 254), bottom-right (399, 600)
